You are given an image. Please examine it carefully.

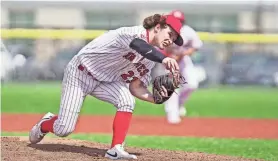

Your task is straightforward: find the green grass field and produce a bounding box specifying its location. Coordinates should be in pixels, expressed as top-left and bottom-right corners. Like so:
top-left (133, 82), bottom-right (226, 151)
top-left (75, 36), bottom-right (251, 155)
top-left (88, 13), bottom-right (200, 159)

top-left (2, 83), bottom-right (278, 118)
top-left (2, 83), bottom-right (278, 160)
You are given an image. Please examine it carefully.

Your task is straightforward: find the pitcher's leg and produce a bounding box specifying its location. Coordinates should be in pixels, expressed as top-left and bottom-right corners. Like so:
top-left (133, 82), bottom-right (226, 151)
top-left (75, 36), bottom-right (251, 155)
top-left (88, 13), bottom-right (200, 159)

top-left (29, 80), bottom-right (87, 144)
top-left (41, 62), bottom-right (92, 137)
top-left (29, 87), bottom-right (85, 144)
top-left (29, 60), bottom-right (98, 144)
top-left (91, 81), bottom-right (137, 159)
top-left (53, 86), bottom-right (86, 137)
top-left (92, 81), bottom-right (135, 113)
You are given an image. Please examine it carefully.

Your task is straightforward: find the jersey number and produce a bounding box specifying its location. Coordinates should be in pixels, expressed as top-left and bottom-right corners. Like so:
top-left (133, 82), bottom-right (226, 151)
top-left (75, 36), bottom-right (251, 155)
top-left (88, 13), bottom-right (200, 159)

top-left (121, 52), bottom-right (149, 83)
top-left (136, 64), bottom-right (149, 76)
top-left (123, 52), bottom-right (136, 61)
top-left (121, 71), bottom-right (138, 83)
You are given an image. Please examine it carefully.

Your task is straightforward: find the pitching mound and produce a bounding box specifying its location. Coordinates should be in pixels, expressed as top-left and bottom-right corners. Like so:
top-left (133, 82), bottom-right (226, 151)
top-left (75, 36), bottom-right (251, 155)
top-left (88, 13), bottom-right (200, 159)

top-left (1, 137), bottom-right (261, 161)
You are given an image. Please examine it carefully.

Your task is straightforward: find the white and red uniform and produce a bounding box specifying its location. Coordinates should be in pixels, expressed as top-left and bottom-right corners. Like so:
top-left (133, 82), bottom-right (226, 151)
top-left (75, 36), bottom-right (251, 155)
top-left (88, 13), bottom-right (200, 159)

top-left (163, 25), bottom-right (203, 123)
top-left (30, 15), bottom-right (184, 159)
top-left (53, 26), bottom-right (155, 136)
top-left (175, 25), bottom-right (203, 89)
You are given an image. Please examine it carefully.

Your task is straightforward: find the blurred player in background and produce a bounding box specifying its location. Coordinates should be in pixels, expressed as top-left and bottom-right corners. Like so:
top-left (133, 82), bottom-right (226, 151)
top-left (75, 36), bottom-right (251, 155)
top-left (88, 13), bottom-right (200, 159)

top-left (164, 10), bottom-right (203, 124)
top-left (29, 14), bottom-right (183, 160)
top-left (1, 40), bottom-right (27, 83)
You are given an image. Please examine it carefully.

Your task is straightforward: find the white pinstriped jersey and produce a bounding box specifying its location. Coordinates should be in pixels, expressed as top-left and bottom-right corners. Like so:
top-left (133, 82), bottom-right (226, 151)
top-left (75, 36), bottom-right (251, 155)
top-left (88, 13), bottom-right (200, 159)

top-left (51, 26), bottom-right (157, 134)
top-left (76, 26), bottom-right (155, 86)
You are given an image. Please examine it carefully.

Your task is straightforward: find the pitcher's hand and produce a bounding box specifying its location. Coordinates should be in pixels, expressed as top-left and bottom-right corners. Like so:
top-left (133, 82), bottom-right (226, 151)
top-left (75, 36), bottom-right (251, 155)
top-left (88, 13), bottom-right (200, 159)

top-left (162, 57), bottom-right (179, 72)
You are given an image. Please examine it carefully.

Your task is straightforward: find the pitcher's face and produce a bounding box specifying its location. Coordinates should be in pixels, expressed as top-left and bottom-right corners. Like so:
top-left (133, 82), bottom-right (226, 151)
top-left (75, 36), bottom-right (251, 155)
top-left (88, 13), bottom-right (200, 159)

top-left (153, 24), bottom-right (178, 50)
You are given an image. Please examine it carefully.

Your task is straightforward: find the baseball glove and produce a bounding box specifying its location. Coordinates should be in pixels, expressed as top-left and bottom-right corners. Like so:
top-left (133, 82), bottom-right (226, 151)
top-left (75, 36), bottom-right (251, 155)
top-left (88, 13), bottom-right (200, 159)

top-left (152, 72), bottom-right (186, 104)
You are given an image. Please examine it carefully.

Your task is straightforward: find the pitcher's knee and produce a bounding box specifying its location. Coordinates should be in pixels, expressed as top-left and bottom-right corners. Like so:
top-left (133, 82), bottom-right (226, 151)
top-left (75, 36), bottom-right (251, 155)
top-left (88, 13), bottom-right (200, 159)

top-left (54, 129), bottom-right (73, 137)
top-left (116, 99), bottom-right (135, 113)
top-left (115, 95), bottom-right (135, 113)
top-left (117, 105), bottom-right (135, 113)
top-left (53, 122), bottom-right (75, 137)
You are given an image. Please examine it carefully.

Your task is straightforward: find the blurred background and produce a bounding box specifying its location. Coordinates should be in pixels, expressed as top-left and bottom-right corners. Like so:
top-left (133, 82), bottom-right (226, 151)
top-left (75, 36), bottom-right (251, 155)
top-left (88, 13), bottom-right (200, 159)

top-left (1, 0), bottom-right (278, 87)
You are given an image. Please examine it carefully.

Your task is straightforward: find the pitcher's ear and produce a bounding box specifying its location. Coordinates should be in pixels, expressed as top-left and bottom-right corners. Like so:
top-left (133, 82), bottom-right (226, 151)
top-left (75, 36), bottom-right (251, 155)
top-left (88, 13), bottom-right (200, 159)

top-left (154, 24), bottom-right (161, 33)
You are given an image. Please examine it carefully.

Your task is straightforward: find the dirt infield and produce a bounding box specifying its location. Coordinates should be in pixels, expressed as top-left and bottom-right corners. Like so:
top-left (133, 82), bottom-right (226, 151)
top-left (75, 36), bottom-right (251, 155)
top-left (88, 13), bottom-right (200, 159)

top-left (1, 137), bottom-right (263, 161)
top-left (2, 114), bottom-right (277, 161)
top-left (2, 114), bottom-right (278, 139)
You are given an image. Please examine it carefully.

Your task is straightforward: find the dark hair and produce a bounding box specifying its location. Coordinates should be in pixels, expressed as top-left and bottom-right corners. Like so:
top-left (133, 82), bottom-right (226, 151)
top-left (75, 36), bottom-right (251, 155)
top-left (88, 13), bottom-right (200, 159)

top-left (143, 14), bottom-right (167, 29)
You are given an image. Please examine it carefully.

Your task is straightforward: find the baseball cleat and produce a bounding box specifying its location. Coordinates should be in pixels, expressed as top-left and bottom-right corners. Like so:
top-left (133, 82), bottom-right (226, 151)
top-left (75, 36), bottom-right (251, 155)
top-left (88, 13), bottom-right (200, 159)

top-left (29, 112), bottom-right (54, 144)
top-left (105, 144), bottom-right (137, 160)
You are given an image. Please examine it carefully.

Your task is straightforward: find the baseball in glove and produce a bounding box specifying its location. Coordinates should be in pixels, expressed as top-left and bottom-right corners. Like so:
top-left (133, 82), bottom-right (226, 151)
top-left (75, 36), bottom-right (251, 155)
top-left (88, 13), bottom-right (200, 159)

top-left (152, 72), bottom-right (186, 104)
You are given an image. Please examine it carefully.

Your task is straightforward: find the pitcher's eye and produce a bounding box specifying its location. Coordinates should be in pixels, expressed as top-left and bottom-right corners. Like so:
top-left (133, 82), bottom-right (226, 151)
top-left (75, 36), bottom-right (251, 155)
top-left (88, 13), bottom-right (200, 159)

top-left (168, 32), bottom-right (172, 38)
